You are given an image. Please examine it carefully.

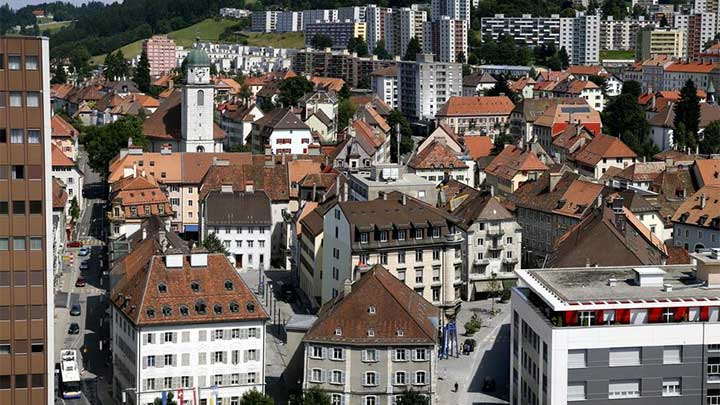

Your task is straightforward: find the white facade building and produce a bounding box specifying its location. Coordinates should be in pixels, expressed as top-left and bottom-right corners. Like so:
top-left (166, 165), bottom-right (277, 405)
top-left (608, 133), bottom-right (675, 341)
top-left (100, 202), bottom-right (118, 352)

top-left (431, 0), bottom-right (471, 23)
top-left (370, 66), bottom-right (398, 108)
top-left (423, 17), bottom-right (468, 63)
top-left (251, 11), bottom-right (279, 32)
top-left (182, 49), bottom-right (222, 153)
top-left (397, 53), bottom-right (462, 121)
top-left (561, 13), bottom-right (600, 65)
top-left (385, 6), bottom-right (427, 57)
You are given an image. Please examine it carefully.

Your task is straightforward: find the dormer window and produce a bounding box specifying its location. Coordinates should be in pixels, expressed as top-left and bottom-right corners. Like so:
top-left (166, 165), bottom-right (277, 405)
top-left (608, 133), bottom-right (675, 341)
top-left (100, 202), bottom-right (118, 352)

top-left (415, 229), bottom-right (423, 239)
top-left (146, 307), bottom-right (155, 318)
top-left (360, 232), bottom-right (369, 243)
top-left (379, 231), bottom-right (388, 242)
top-left (246, 302), bottom-right (256, 313)
top-left (195, 300), bottom-right (206, 315)
top-left (158, 283), bottom-right (167, 293)
top-left (224, 280), bottom-right (234, 291)
top-left (335, 328), bottom-right (342, 336)
top-left (367, 329), bottom-right (375, 337)
top-left (432, 228), bottom-right (440, 238)
top-left (396, 329), bottom-right (404, 337)
top-left (162, 305), bottom-right (172, 316)
top-left (213, 304), bottom-right (222, 314)
top-left (229, 302), bottom-right (239, 313)
top-left (191, 282), bottom-right (200, 292)
top-left (368, 306), bottom-right (376, 314)
top-left (179, 305), bottom-right (189, 316)
top-left (397, 230), bottom-right (406, 241)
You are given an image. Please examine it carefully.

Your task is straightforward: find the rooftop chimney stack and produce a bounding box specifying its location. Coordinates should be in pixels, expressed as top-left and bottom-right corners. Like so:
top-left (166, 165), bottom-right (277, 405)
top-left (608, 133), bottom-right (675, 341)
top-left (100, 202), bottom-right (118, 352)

top-left (343, 279), bottom-right (352, 296)
top-left (701, 193), bottom-right (707, 209)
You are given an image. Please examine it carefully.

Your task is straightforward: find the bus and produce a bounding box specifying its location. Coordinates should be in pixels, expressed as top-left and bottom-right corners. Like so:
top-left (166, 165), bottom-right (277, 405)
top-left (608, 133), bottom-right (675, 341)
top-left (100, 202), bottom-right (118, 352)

top-left (59, 349), bottom-right (82, 399)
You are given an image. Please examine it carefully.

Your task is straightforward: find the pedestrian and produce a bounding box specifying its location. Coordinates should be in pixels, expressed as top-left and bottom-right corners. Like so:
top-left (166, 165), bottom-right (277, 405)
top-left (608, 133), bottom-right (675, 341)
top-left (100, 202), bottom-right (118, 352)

top-left (454, 382), bottom-right (459, 392)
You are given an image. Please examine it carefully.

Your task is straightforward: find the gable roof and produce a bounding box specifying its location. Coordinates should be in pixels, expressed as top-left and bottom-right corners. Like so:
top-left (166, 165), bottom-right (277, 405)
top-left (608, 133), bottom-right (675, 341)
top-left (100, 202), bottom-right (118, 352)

top-left (303, 265), bottom-right (438, 345)
top-left (511, 171), bottom-right (605, 219)
top-left (51, 143), bottom-right (75, 167)
top-left (648, 102), bottom-right (720, 129)
top-left (464, 135), bottom-right (493, 159)
top-left (255, 108), bottom-right (310, 131)
top-left (408, 140), bottom-right (467, 170)
top-left (485, 145), bottom-right (548, 180)
top-left (671, 185), bottom-right (720, 229)
top-left (51, 114), bottom-right (77, 138)
top-left (437, 96), bottom-right (515, 117)
top-left (204, 190), bottom-right (272, 226)
top-left (572, 134), bottom-right (637, 166)
top-left (693, 159), bottom-right (720, 187)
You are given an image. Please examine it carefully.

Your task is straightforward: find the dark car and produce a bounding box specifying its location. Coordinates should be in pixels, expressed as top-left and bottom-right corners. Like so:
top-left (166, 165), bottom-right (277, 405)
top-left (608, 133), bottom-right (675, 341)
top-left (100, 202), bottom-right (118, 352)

top-left (464, 338), bottom-right (477, 352)
top-left (79, 261), bottom-right (89, 271)
top-left (279, 284), bottom-right (297, 302)
top-left (75, 277), bottom-right (87, 287)
top-left (68, 323), bottom-right (80, 334)
top-left (70, 304), bottom-right (82, 316)
top-left (482, 377), bottom-right (496, 392)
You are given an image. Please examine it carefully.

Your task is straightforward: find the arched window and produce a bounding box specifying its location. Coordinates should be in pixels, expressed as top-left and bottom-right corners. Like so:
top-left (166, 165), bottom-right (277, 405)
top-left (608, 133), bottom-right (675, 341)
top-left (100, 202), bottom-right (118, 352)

top-left (197, 90), bottom-right (204, 106)
top-left (196, 146), bottom-right (205, 152)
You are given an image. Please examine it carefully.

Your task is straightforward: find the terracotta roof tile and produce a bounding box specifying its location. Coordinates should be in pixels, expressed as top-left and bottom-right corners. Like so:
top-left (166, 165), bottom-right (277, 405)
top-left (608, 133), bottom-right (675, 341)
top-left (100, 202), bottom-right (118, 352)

top-left (303, 265), bottom-right (438, 345)
top-left (408, 141), bottom-right (467, 170)
top-left (51, 114), bottom-right (77, 138)
top-left (485, 145), bottom-right (548, 180)
top-left (693, 159), bottom-right (720, 187)
top-left (463, 135), bottom-right (493, 159)
top-left (288, 159), bottom-right (323, 198)
top-left (310, 76), bottom-right (345, 92)
top-left (672, 186), bottom-right (720, 229)
top-left (51, 143), bottom-right (75, 167)
top-left (52, 178), bottom-right (68, 209)
top-left (572, 134), bottom-right (637, 166)
top-left (437, 96), bottom-right (515, 117)
top-left (665, 61), bottom-right (720, 73)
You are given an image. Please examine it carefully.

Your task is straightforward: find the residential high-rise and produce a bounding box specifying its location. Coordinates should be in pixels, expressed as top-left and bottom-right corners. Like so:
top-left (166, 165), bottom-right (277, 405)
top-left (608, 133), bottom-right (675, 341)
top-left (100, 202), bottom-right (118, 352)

top-left (431, 0), bottom-right (471, 23)
top-left (636, 27), bottom-right (686, 60)
top-left (142, 35), bottom-right (176, 77)
top-left (365, 5), bottom-right (392, 54)
top-left (687, 13), bottom-right (717, 60)
top-left (302, 9), bottom-right (338, 28)
top-left (423, 16), bottom-right (468, 63)
top-left (0, 35), bottom-right (54, 405)
top-left (338, 6), bottom-right (366, 22)
top-left (397, 53), bottom-right (462, 122)
top-left (560, 13), bottom-right (600, 65)
top-left (276, 11), bottom-right (303, 33)
top-left (385, 6), bottom-right (427, 57)
top-left (599, 16), bottom-right (652, 51)
top-left (304, 21), bottom-right (367, 50)
top-left (251, 11), bottom-right (279, 32)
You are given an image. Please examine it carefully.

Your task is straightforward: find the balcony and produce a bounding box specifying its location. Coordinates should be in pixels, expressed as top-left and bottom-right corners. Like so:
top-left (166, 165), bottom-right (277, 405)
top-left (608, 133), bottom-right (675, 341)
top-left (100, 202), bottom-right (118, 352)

top-left (486, 228), bottom-right (505, 236)
top-left (474, 258), bottom-right (490, 266)
top-left (502, 257), bottom-right (519, 265)
top-left (488, 243), bottom-right (504, 251)
top-left (709, 364), bottom-right (720, 382)
top-left (446, 232), bottom-right (463, 243)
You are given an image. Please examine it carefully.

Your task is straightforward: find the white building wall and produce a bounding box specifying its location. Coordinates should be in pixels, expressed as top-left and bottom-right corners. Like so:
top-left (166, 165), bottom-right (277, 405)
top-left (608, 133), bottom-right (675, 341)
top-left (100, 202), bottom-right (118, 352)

top-left (268, 128), bottom-right (314, 155)
top-left (52, 166), bottom-right (83, 207)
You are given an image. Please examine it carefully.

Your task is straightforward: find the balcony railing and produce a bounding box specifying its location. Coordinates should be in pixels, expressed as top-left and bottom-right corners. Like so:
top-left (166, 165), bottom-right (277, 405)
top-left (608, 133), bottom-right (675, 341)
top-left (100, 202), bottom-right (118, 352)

top-left (446, 232), bottom-right (463, 243)
top-left (474, 258), bottom-right (490, 266)
top-left (503, 257), bottom-right (519, 265)
top-left (486, 228), bottom-right (505, 236)
top-left (488, 244), bottom-right (504, 251)
top-left (708, 364), bottom-right (720, 382)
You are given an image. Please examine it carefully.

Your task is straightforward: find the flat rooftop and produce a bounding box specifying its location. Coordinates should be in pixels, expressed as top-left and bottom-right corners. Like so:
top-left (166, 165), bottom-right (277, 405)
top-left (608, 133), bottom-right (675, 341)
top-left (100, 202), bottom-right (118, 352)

top-left (350, 172), bottom-right (435, 187)
top-left (520, 265), bottom-right (720, 304)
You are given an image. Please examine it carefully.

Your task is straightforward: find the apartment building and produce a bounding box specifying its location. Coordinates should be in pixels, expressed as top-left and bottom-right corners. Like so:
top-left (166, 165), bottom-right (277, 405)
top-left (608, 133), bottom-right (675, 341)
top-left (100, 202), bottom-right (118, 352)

top-left (561, 13), bottom-right (600, 65)
top-left (484, 145), bottom-right (549, 197)
top-left (304, 21), bottom-right (367, 50)
top-left (511, 251), bottom-right (720, 405)
top-left (338, 6), bottom-right (366, 22)
top-left (435, 95), bottom-right (515, 136)
top-left (432, 0), bottom-right (471, 23)
top-left (672, 186), bottom-right (720, 251)
top-left (686, 13), bottom-right (716, 60)
top-left (251, 11), bottom-right (279, 32)
top-left (50, 143), bottom-right (83, 207)
top-left (637, 28), bottom-right (686, 60)
top-left (250, 108), bottom-right (314, 155)
top-left (292, 48), bottom-right (396, 88)
top-left (385, 6), bottom-right (427, 57)
top-left (599, 16), bottom-right (651, 51)
top-left (303, 9), bottom-right (338, 28)
top-left (301, 265), bottom-right (439, 405)
top-left (316, 192), bottom-right (463, 317)
top-left (276, 11), bottom-right (303, 33)
top-left (107, 170), bottom-right (174, 240)
top-left (365, 5), bottom-right (392, 53)
top-left (423, 17), bottom-right (468, 63)
top-left (480, 14), bottom-right (562, 47)
top-left (0, 35), bottom-right (54, 405)
top-left (397, 53), bottom-right (462, 122)
top-left (110, 250), bottom-right (269, 405)
top-left (142, 35), bottom-right (177, 77)
top-left (438, 183), bottom-right (522, 300)
top-left (370, 65), bottom-right (398, 108)
top-left (345, 164), bottom-right (438, 205)
top-left (570, 134), bottom-right (637, 179)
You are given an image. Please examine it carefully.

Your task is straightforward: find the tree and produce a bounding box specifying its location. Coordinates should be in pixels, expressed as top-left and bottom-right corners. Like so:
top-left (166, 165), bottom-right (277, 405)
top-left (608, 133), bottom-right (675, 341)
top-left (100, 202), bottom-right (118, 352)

top-left (674, 79), bottom-right (701, 149)
top-left (493, 132), bottom-right (515, 154)
top-left (621, 80), bottom-right (642, 98)
top-left (338, 83), bottom-right (351, 100)
top-left (227, 143), bottom-right (251, 152)
top-left (239, 390), bottom-right (273, 405)
top-left (79, 115), bottom-right (147, 179)
top-left (338, 99), bottom-right (356, 131)
top-left (701, 120), bottom-right (720, 154)
top-left (486, 79), bottom-right (517, 103)
top-left (396, 388), bottom-right (429, 405)
top-left (202, 232), bottom-right (228, 255)
top-left (153, 392), bottom-right (178, 405)
top-left (602, 93), bottom-right (657, 158)
top-left (239, 85), bottom-right (252, 106)
top-left (347, 36), bottom-right (368, 57)
top-left (289, 387), bottom-right (332, 405)
top-left (387, 109), bottom-right (414, 162)
top-left (134, 50), bottom-right (151, 93)
top-left (68, 46), bottom-right (90, 78)
top-left (70, 196), bottom-right (80, 223)
top-left (278, 76), bottom-right (314, 107)
top-left (373, 40), bottom-right (392, 60)
top-left (310, 34), bottom-right (333, 49)
top-left (104, 50), bottom-right (129, 81)
top-left (403, 37), bottom-right (422, 61)
top-left (558, 46), bottom-right (570, 69)
top-left (52, 64), bottom-right (68, 84)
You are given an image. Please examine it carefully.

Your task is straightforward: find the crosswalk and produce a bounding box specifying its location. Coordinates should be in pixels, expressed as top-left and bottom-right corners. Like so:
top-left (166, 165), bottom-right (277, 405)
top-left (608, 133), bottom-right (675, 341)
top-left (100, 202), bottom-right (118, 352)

top-left (78, 237), bottom-right (103, 247)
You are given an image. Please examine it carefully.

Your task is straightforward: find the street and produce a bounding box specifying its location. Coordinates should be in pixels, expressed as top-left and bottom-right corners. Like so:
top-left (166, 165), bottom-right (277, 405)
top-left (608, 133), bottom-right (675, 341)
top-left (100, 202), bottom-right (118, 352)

top-left (54, 149), bottom-right (112, 405)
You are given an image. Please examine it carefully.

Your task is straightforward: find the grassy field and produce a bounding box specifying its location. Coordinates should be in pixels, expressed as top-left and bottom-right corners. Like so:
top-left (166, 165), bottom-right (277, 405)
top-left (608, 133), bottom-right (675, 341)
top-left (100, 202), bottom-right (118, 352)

top-left (242, 32), bottom-right (305, 48)
top-left (91, 18), bottom-right (238, 64)
top-left (600, 49), bottom-right (636, 60)
top-left (38, 20), bottom-right (72, 34)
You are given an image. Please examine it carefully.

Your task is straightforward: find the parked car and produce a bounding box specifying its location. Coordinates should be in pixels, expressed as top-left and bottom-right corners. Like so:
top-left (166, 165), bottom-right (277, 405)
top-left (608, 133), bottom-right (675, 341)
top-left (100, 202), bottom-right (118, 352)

top-left (463, 338), bottom-right (477, 353)
top-left (68, 323), bottom-right (80, 334)
top-left (75, 277), bottom-right (86, 287)
top-left (67, 241), bottom-right (83, 248)
top-left (70, 304), bottom-right (82, 316)
top-left (482, 377), bottom-right (496, 392)
top-left (78, 247), bottom-right (90, 256)
top-left (79, 261), bottom-right (89, 271)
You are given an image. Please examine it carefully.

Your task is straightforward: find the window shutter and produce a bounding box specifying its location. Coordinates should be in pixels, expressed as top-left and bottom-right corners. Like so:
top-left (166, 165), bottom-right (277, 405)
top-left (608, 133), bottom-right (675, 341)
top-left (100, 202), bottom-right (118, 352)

top-left (223, 352), bottom-right (228, 364)
top-left (157, 359), bottom-right (163, 368)
top-left (224, 330), bottom-right (230, 340)
top-left (211, 332), bottom-right (215, 341)
top-left (142, 357), bottom-right (147, 369)
top-left (142, 335), bottom-right (147, 346)
top-left (211, 354), bottom-right (215, 364)
top-left (199, 330), bottom-right (206, 341)
top-left (244, 350), bottom-right (249, 362)
top-left (182, 353), bottom-right (190, 366)
top-left (199, 376), bottom-right (206, 387)
top-left (173, 332), bottom-right (177, 343)
top-left (341, 371), bottom-right (345, 384)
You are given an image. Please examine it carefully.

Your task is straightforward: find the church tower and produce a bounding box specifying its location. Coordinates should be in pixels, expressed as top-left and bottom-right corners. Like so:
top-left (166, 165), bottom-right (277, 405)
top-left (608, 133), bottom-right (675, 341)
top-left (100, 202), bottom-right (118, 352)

top-left (181, 45), bottom-right (217, 152)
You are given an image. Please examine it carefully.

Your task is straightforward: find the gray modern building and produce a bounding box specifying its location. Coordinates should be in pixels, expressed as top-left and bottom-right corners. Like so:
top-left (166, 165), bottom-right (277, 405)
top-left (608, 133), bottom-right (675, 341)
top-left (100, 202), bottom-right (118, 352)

top-left (512, 249), bottom-right (720, 405)
top-left (397, 53), bottom-right (462, 122)
top-left (347, 163), bottom-right (438, 206)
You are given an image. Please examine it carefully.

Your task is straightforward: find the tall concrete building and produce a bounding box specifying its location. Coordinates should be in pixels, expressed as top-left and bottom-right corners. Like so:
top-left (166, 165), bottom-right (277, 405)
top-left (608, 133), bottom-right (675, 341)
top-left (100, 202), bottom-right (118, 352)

top-left (365, 5), bottom-right (392, 54)
top-left (560, 13), bottom-right (600, 65)
top-left (276, 11), bottom-right (303, 33)
top-left (599, 16), bottom-right (652, 51)
top-left (636, 28), bottom-right (686, 60)
top-left (304, 21), bottom-right (367, 50)
top-left (431, 0), bottom-right (471, 23)
top-left (397, 53), bottom-right (462, 122)
top-left (0, 35), bottom-right (54, 405)
top-left (385, 6), bottom-right (427, 57)
top-left (302, 9), bottom-right (338, 28)
top-left (687, 13), bottom-right (717, 60)
top-left (423, 16), bottom-right (468, 63)
top-left (512, 250), bottom-right (720, 404)
top-left (251, 11), bottom-right (279, 32)
top-left (338, 6), bottom-right (366, 22)
top-left (142, 35), bottom-right (176, 77)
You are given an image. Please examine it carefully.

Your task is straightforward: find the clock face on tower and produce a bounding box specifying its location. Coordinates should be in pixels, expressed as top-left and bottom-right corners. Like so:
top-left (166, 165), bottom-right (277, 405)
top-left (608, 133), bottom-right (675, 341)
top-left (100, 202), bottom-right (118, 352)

top-left (194, 69), bottom-right (205, 82)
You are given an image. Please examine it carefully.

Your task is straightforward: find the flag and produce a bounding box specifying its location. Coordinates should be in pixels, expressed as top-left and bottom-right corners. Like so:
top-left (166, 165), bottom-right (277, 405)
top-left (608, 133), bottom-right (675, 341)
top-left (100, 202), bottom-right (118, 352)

top-left (161, 391), bottom-right (168, 405)
top-left (192, 389), bottom-right (197, 405)
top-left (177, 388), bottom-right (184, 405)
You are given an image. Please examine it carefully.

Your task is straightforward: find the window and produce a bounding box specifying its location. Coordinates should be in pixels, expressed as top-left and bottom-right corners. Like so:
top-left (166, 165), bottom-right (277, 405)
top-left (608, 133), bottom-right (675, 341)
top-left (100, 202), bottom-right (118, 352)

top-left (360, 232), bottom-right (369, 243)
top-left (608, 379), bottom-right (641, 399)
top-left (8, 56), bottom-right (20, 70)
top-left (579, 311), bottom-right (595, 326)
top-left (26, 92), bottom-right (39, 107)
top-left (568, 350), bottom-right (586, 368)
top-left (415, 269), bottom-right (423, 283)
top-left (663, 346), bottom-right (682, 364)
top-left (414, 348), bottom-right (427, 361)
top-left (662, 378), bottom-right (681, 396)
top-left (398, 251), bottom-right (405, 264)
top-left (331, 347), bottom-right (344, 360)
top-left (29, 237), bottom-right (42, 250)
top-left (330, 370), bottom-right (344, 384)
top-left (9, 92), bottom-right (21, 107)
top-left (197, 90), bottom-right (205, 106)
top-left (364, 396), bottom-right (377, 405)
top-left (10, 129), bottom-right (23, 143)
top-left (27, 129), bottom-right (40, 143)
top-left (415, 249), bottom-right (423, 261)
top-left (29, 201), bottom-right (41, 214)
top-left (164, 332), bottom-right (173, 343)
top-left (609, 347), bottom-right (641, 367)
top-left (394, 371), bottom-right (407, 385)
top-left (364, 372), bottom-right (377, 386)
top-left (311, 368), bottom-right (323, 382)
top-left (415, 228), bottom-right (423, 239)
top-left (25, 55), bottom-right (38, 70)
top-left (311, 346), bottom-right (323, 359)
top-left (395, 349), bottom-right (407, 361)
top-left (147, 355), bottom-right (156, 367)
top-left (13, 238), bottom-right (25, 250)
top-left (363, 349), bottom-right (378, 362)
top-left (379, 231), bottom-right (388, 242)
top-left (164, 354), bottom-right (173, 366)
top-left (567, 383), bottom-right (586, 401)
top-left (432, 249), bottom-right (440, 261)
top-left (397, 230), bottom-right (406, 240)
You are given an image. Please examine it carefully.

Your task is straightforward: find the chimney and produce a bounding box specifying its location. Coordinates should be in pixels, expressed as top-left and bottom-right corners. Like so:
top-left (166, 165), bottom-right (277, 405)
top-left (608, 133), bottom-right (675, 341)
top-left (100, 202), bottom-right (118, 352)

top-left (701, 193), bottom-right (707, 209)
top-left (612, 196), bottom-right (625, 232)
top-left (549, 171), bottom-right (562, 191)
top-left (245, 181), bottom-right (254, 193)
top-left (343, 279), bottom-right (352, 296)
top-left (401, 194), bottom-right (407, 206)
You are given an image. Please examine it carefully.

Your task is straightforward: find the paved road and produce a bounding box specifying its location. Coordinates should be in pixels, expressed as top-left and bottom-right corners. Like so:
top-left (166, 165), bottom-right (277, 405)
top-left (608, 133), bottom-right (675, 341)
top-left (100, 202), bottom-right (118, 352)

top-left (54, 148), bottom-right (111, 404)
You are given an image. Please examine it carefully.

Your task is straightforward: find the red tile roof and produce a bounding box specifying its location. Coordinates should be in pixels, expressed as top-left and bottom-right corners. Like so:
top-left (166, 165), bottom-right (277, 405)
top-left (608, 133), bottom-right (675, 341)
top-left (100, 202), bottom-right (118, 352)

top-left (51, 143), bottom-right (75, 167)
top-left (463, 135), bottom-right (493, 159)
top-left (485, 145), bottom-right (549, 180)
top-left (52, 178), bottom-right (68, 209)
top-left (408, 141), bottom-right (467, 170)
top-left (51, 114), bottom-right (77, 138)
top-left (437, 96), bottom-right (515, 117)
top-left (693, 159), bottom-right (720, 187)
top-left (143, 90), bottom-right (224, 141)
top-left (671, 185), bottom-right (720, 229)
top-left (665, 61), bottom-right (720, 73)
top-left (303, 265), bottom-right (438, 345)
top-left (572, 134), bottom-right (637, 166)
